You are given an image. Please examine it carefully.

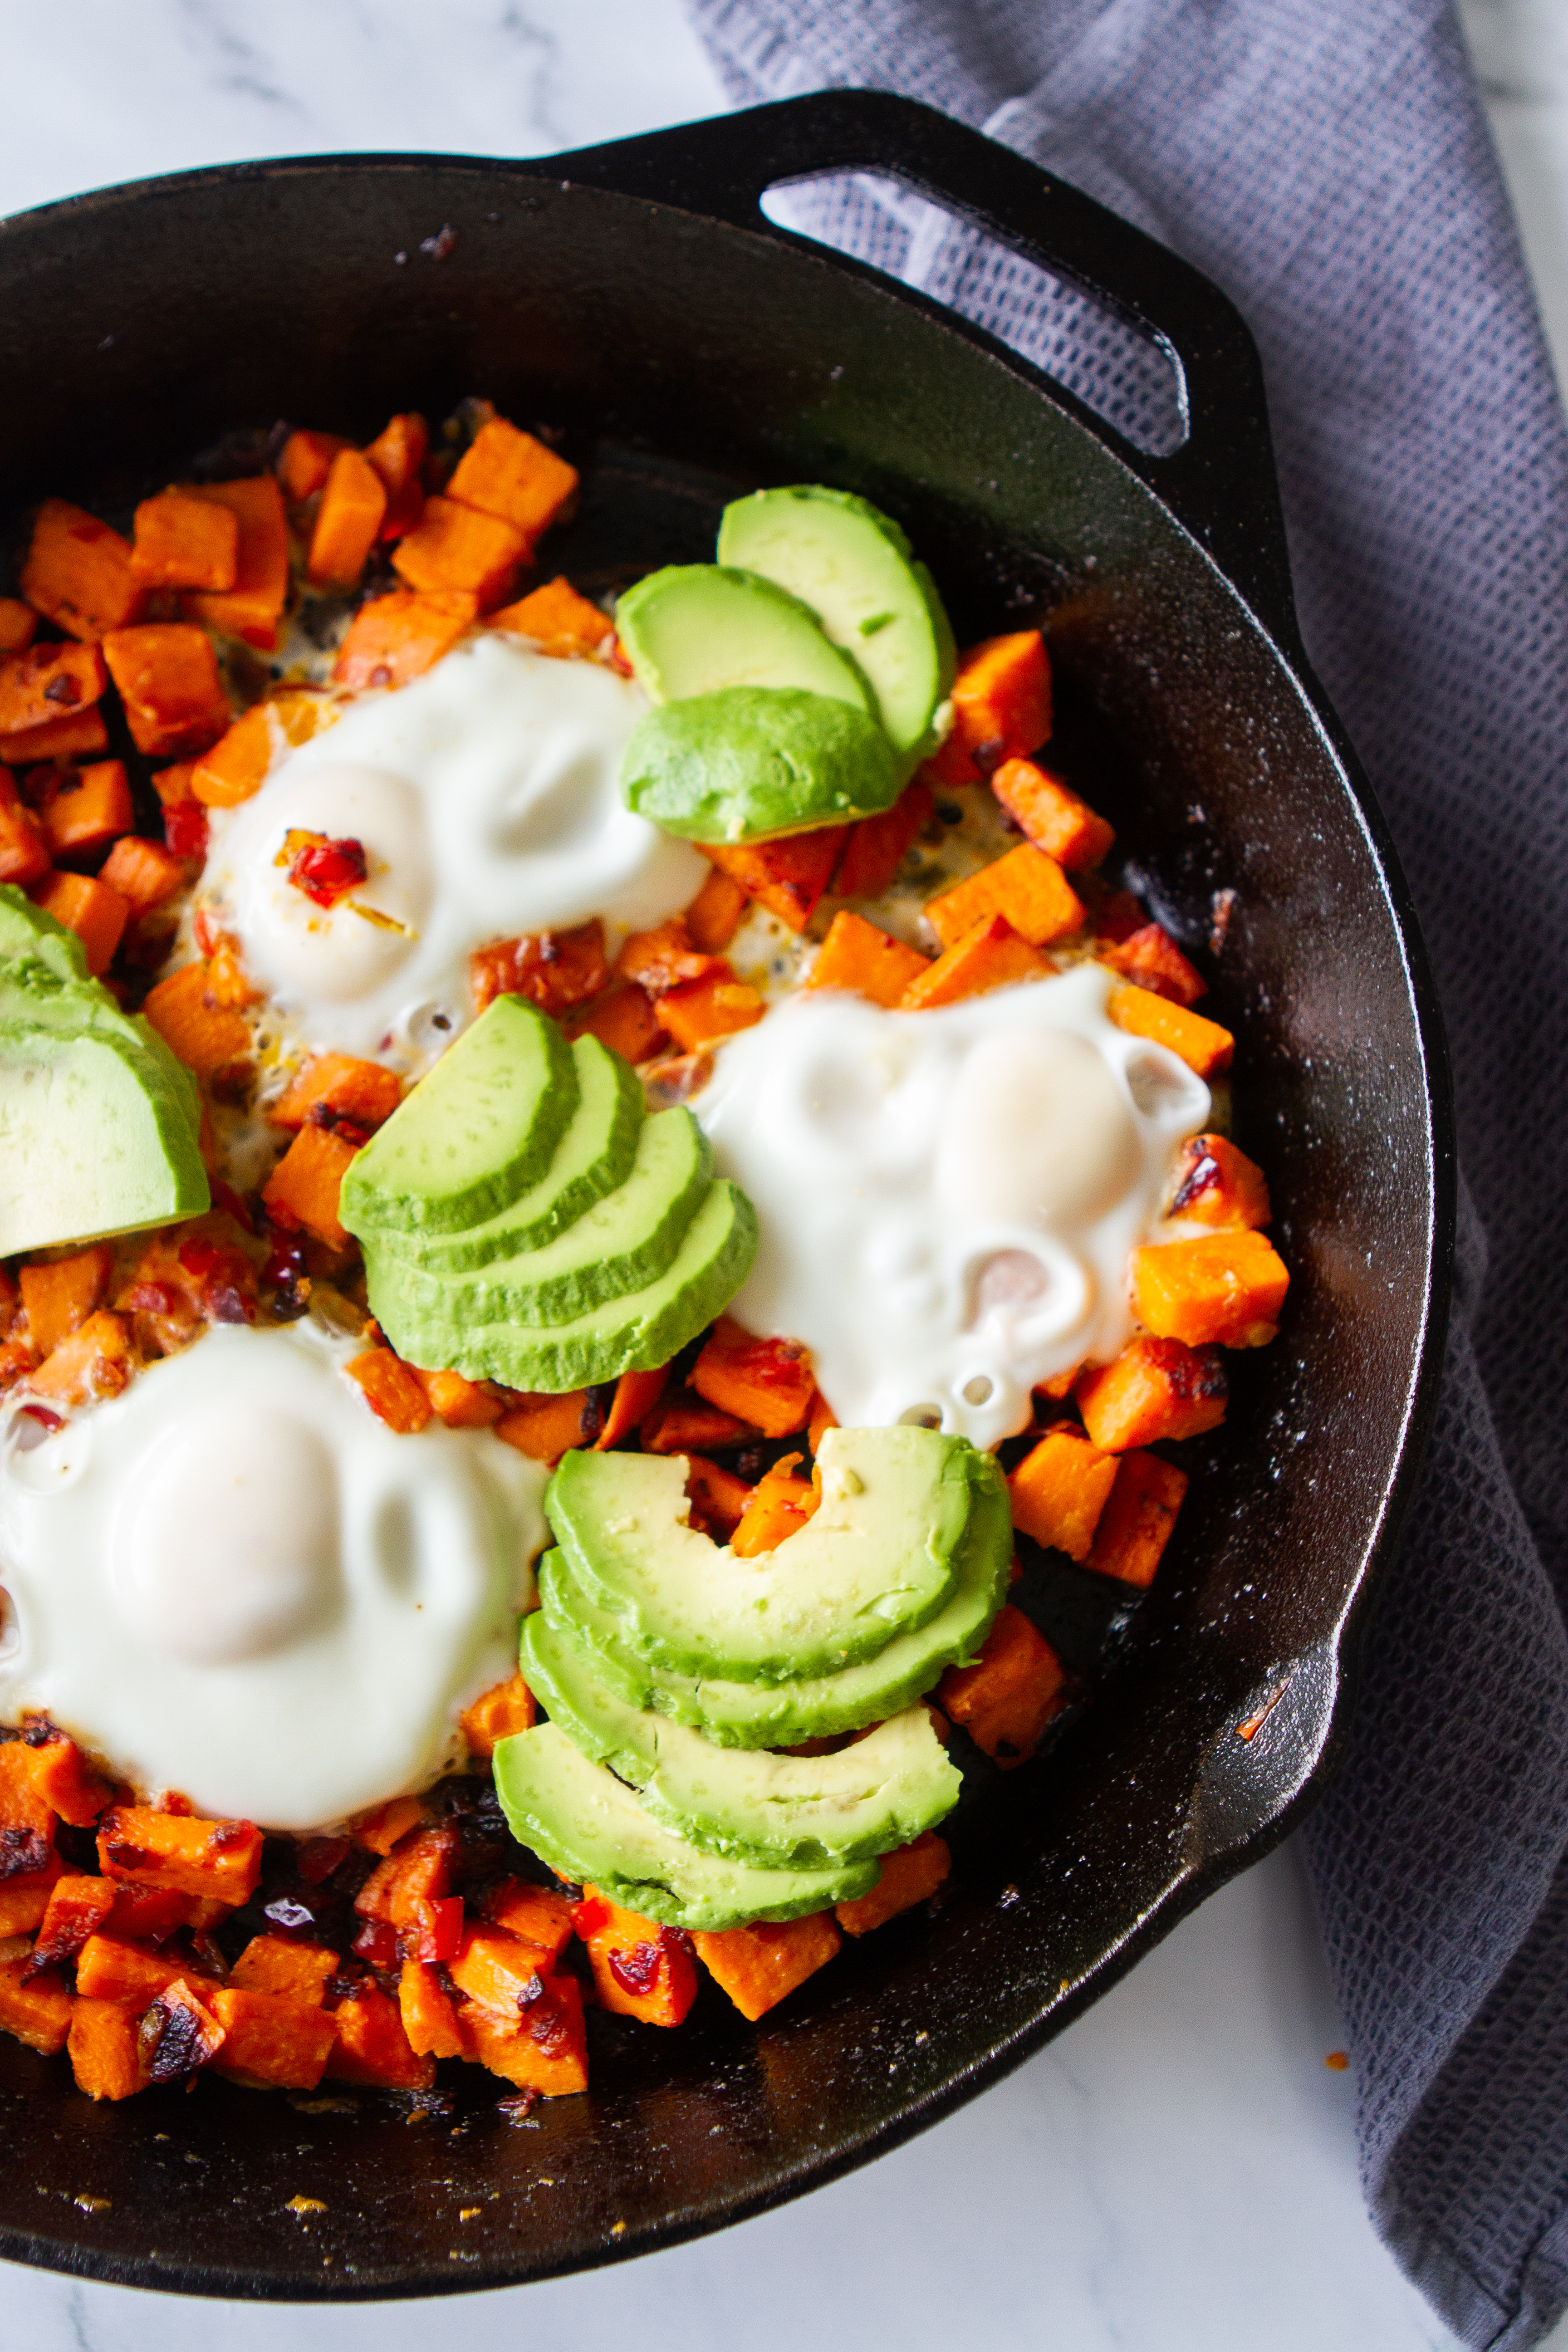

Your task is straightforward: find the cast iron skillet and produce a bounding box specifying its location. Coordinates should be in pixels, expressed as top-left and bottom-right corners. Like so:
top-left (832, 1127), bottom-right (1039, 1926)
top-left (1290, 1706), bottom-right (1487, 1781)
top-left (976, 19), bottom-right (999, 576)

top-left (0, 91), bottom-right (1451, 2298)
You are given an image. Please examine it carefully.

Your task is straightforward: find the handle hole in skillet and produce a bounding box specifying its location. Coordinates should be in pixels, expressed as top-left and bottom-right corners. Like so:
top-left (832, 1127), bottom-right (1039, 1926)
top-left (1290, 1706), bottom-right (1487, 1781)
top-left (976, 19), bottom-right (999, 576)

top-left (760, 172), bottom-right (1188, 459)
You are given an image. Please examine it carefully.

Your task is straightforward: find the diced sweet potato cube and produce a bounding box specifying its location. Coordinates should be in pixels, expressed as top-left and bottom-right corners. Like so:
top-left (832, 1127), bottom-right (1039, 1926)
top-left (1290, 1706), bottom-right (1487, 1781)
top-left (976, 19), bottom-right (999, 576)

top-left (1131, 1230), bottom-right (1289, 1348)
top-left (0, 1855), bottom-right (62, 1936)
top-left (937, 1602), bottom-right (1067, 1767)
top-left (575, 1889), bottom-right (698, 2027)
top-left (461, 1974), bottom-right (589, 2095)
top-left (141, 960), bottom-right (252, 1077)
top-left (691, 1315), bottom-right (815, 1437)
top-left (925, 631), bottom-right (1051, 786)
top-left (1087, 1450), bottom-right (1188, 1588)
top-left (0, 1955), bottom-right (72, 2054)
top-left (0, 770), bottom-right (48, 886)
top-left (277, 428), bottom-right (353, 503)
top-left (493, 1390), bottom-right (597, 1464)
top-left (307, 448), bottom-right (388, 588)
top-left (1100, 921), bottom-right (1206, 1006)
top-left (490, 575), bottom-right (611, 652)
top-left (29, 872), bottom-right (130, 977)
top-left (925, 843), bottom-right (1083, 951)
top-left (563, 979), bottom-right (667, 1063)
top-left (98, 833), bottom-right (186, 914)
top-left (29, 1308), bottom-right (133, 1404)
top-left (730, 1455), bottom-right (820, 1556)
top-left (327, 1984), bottom-right (434, 2089)
top-left (700, 830), bottom-right (847, 932)
top-left (350, 1794), bottom-right (426, 1856)
top-left (399, 1957), bottom-right (463, 2058)
top-left (658, 970), bottom-right (764, 1052)
top-left (835, 776), bottom-right (934, 900)
top-left (106, 1883), bottom-right (228, 1942)
top-left (393, 495), bottom-right (529, 608)
top-left (990, 756), bottom-right (1114, 868)
top-left (74, 1935), bottom-right (218, 2007)
top-left (458, 1672), bottom-right (536, 1759)
top-left (230, 1936), bottom-right (338, 2005)
top-left (1169, 1133), bottom-right (1271, 1230)
top-left (68, 1997), bottom-right (150, 2099)
top-left (836, 1830), bottom-right (951, 1935)
top-left (1075, 1335), bottom-right (1227, 1450)
top-left (333, 589), bottom-right (478, 691)
top-left (640, 1390), bottom-right (756, 1455)
top-left (684, 1452), bottom-right (754, 1539)
top-left (683, 863), bottom-right (749, 953)
top-left (21, 500), bottom-right (143, 641)
top-left (406, 1364), bottom-right (502, 1429)
top-left (183, 476), bottom-right (291, 649)
top-left (38, 760), bottom-right (133, 860)
top-left (0, 640), bottom-right (108, 736)
top-left (615, 917), bottom-right (722, 997)
top-left (1008, 1424), bottom-right (1119, 1562)
top-left (481, 1880), bottom-right (576, 1965)
top-left (98, 1807), bottom-right (262, 1905)
top-left (1, 709), bottom-right (110, 774)
top-left (269, 1054), bottom-right (402, 1134)
top-left (0, 600), bottom-right (36, 653)
top-left (103, 623), bottom-right (229, 759)
top-left (593, 1365), bottom-right (669, 1451)
top-left (448, 418), bottom-right (579, 543)
top-left (449, 1925), bottom-right (554, 2017)
top-left (807, 908), bottom-right (929, 1007)
top-left (190, 704), bottom-right (276, 808)
top-left (1108, 982), bottom-right (1233, 1077)
top-left (27, 1733), bottom-right (112, 1826)
top-left (345, 1348), bottom-right (432, 1435)
top-left (131, 490), bottom-right (239, 591)
top-left (364, 412), bottom-right (429, 505)
top-left (691, 1913), bottom-right (842, 2021)
top-left (20, 1244), bottom-right (113, 1358)
top-left (264, 1123), bottom-right (359, 1250)
top-left (900, 913), bottom-right (1049, 1010)
top-left (209, 1984), bottom-right (338, 2089)
top-left (30, 1875), bottom-right (116, 1977)
top-left (469, 920), bottom-right (608, 1019)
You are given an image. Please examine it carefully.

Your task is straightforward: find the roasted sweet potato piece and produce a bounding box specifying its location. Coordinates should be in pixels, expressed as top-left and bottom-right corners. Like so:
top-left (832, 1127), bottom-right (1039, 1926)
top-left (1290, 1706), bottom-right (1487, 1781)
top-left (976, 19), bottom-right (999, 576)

top-left (29, 1308), bottom-right (133, 1404)
top-left (730, 1454), bottom-right (820, 1556)
top-left (29, 1875), bottom-right (116, 1978)
top-left (393, 495), bottom-right (529, 608)
top-left (0, 641), bottom-right (108, 736)
top-left (264, 1124), bottom-right (360, 1250)
top-left (332, 588), bottom-right (478, 691)
top-left (409, 1364), bottom-right (504, 1429)
top-left (1008, 1424), bottom-right (1119, 1562)
top-left (350, 1795), bottom-right (426, 1856)
top-left (68, 1997), bottom-right (151, 2099)
top-left (574, 1890), bottom-right (698, 2027)
top-left (98, 1807), bottom-right (262, 1906)
top-left (615, 917), bottom-right (722, 997)
top-left (563, 978), bottom-right (667, 1064)
top-left (74, 1935), bottom-right (218, 2007)
top-left (448, 1924), bottom-right (554, 2017)
top-left (307, 448), bottom-right (387, 588)
top-left (0, 599), bottom-right (35, 653)
top-left (1131, 1230), bottom-right (1290, 1349)
top-left (230, 1936), bottom-right (337, 2005)
top-left (494, 1389), bottom-right (598, 1463)
top-left (364, 412), bottom-right (429, 521)
top-left (481, 1880), bottom-right (575, 1965)
top-left (345, 1347), bottom-right (432, 1435)
top-left (0, 1855), bottom-right (62, 1936)
top-left (269, 1054), bottom-right (402, 1134)
top-left (21, 500), bottom-right (143, 640)
top-left (142, 1975), bottom-right (228, 2081)
top-left (807, 908), bottom-right (928, 1007)
top-left (131, 490), bottom-right (239, 591)
top-left (490, 575), bottom-right (611, 652)
top-left (925, 842), bottom-right (1083, 951)
top-left (1087, 1450), bottom-right (1188, 1588)
top-left (683, 1452), bottom-right (753, 1539)
top-left (459, 1672), bottom-right (536, 1759)
top-left (1108, 982), bottom-right (1233, 1077)
top-left (20, 1245), bottom-right (113, 1359)
top-left (399, 1957), bottom-right (463, 2058)
top-left (900, 912), bottom-right (1050, 1010)
top-left (354, 1824), bottom-right (459, 1950)
top-left (103, 624), bottom-right (230, 758)
top-left (990, 756), bottom-right (1114, 868)
top-left (835, 1831), bottom-right (951, 1935)
top-left (29, 871), bottom-right (130, 978)
top-left (1075, 1335), bottom-right (1228, 1450)
top-left (925, 631), bottom-right (1051, 786)
top-left (0, 1955), bottom-right (72, 2054)
top-left (98, 833), bottom-right (186, 914)
top-left (327, 1984), bottom-right (435, 2089)
top-left (461, 1973), bottom-right (590, 2095)
top-left (658, 970), bottom-right (764, 1052)
top-left (37, 760), bottom-right (133, 861)
top-left (691, 1315), bottom-right (815, 1438)
top-left (209, 1985), bottom-right (338, 2089)
top-left (835, 775), bottom-right (934, 900)
top-left (683, 863), bottom-right (749, 953)
top-left (1169, 1133), bottom-right (1272, 1230)
top-left (0, 769), bottom-right (48, 886)
top-left (0, 706), bottom-right (109, 771)
top-left (470, 920), bottom-right (608, 1019)
top-left (184, 476), bottom-right (291, 649)
top-left (1100, 921), bottom-right (1206, 1006)
top-left (937, 1603), bottom-right (1068, 1767)
top-left (277, 429), bottom-right (353, 503)
top-left (142, 960), bottom-right (252, 1077)
top-left (190, 705), bottom-right (273, 808)
top-left (26, 1731), bottom-right (112, 1827)
top-left (448, 418), bottom-right (579, 544)
top-left (593, 1365), bottom-right (669, 1451)
top-left (700, 829), bottom-right (847, 932)
top-left (640, 1390), bottom-right (756, 1455)
top-left (691, 1913), bottom-right (842, 2021)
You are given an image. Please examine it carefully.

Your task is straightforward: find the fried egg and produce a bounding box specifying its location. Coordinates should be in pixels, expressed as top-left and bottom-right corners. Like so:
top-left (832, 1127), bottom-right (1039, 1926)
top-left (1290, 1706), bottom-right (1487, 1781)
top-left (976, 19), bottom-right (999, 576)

top-left (696, 961), bottom-right (1210, 1448)
top-left (203, 633), bottom-right (707, 1066)
top-left (0, 1320), bottom-right (547, 1828)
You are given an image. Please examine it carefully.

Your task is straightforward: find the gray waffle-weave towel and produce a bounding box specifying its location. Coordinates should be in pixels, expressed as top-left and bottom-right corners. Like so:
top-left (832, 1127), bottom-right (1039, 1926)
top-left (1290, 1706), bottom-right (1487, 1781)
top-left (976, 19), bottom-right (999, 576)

top-left (685, 2), bottom-right (1568, 2342)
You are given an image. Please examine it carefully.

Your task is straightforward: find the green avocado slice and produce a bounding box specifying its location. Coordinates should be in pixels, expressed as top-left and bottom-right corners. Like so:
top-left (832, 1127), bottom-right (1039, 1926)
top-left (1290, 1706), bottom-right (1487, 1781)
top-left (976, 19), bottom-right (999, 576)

top-left (340, 995), bottom-right (577, 1238)
top-left (620, 686), bottom-right (900, 843)
top-left (520, 1614), bottom-right (961, 1867)
top-left (546, 1426), bottom-right (975, 1685)
top-left (0, 954), bottom-right (202, 1138)
top-left (0, 883), bottom-right (90, 984)
top-left (717, 487), bottom-right (956, 770)
top-left (536, 1450), bottom-right (1012, 1747)
top-left (491, 1722), bottom-right (878, 1928)
top-left (0, 1022), bottom-right (210, 1254)
top-left (616, 564), bottom-right (876, 714)
top-left (366, 1106), bottom-right (711, 1333)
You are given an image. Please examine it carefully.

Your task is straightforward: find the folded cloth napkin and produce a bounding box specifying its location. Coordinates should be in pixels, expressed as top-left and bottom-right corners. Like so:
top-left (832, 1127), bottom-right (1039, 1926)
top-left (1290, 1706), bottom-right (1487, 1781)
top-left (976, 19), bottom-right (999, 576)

top-left (686, 4), bottom-right (1568, 2342)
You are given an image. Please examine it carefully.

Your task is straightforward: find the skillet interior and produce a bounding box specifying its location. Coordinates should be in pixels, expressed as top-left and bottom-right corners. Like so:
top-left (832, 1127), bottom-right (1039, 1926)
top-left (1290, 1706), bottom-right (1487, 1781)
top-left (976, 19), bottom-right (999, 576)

top-left (0, 104), bottom-right (1450, 2298)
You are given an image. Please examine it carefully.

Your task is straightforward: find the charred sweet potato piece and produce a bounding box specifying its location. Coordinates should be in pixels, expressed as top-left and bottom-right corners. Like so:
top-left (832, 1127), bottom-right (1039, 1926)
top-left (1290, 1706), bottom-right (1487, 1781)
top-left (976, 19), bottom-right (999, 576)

top-left (0, 600), bottom-right (35, 653)
top-left (807, 909), bottom-right (929, 1008)
top-left (0, 1857), bottom-right (62, 1936)
top-left (990, 756), bottom-right (1113, 868)
top-left (1007, 1424), bottom-right (1119, 1562)
top-left (74, 1935), bottom-right (219, 2007)
top-left (937, 1603), bottom-right (1068, 1767)
top-left (835, 1831), bottom-right (951, 1935)
top-left (327, 1984), bottom-right (434, 2090)
top-left (27, 1732), bottom-right (113, 1826)
top-left (393, 496), bottom-right (529, 608)
top-left (107, 1883), bottom-right (228, 1943)
top-left (480, 1881), bottom-right (575, 1965)
top-left (398, 1957), bottom-right (463, 2058)
top-left (277, 429), bottom-right (353, 503)
top-left (209, 1985), bottom-right (338, 2089)
top-left (269, 1054), bottom-right (402, 1134)
top-left (68, 1997), bottom-right (150, 2099)
top-left (639, 1389), bottom-right (756, 1455)
top-left (29, 1309), bottom-right (133, 1405)
top-left (1108, 982), bottom-right (1233, 1077)
top-left (458, 1672), bottom-right (536, 1759)
top-left (1169, 1133), bottom-right (1272, 1230)
top-left (700, 827), bottom-right (848, 932)
top-left (230, 1935), bottom-right (337, 2005)
top-left (691, 1913), bottom-right (842, 2021)
top-left (131, 490), bottom-right (239, 591)
top-left (29, 872), bottom-right (130, 979)
top-left (683, 863), bottom-right (749, 953)
top-left (183, 476), bottom-right (290, 649)
top-left (364, 412), bottom-right (429, 523)
top-left (926, 632), bottom-right (1050, 786)
top-left (0, 1955), bottom-right (73, 2055)
top-left (1075, 1335), bottom-right (1227, 1450)
top-left (490, 575), bottom-right (611, 652)
top-left (683, 1452), bottom-right (753, 1540)
top-left (925, 843), bottom-right (1083, 951)
top-left (142, 960), bottom-right (252, 1077)
top-left (307, 449), bottom-right (387, 588)
top-left (98, 1807), bottom-right (262, 1906)
top-left (1131, 1230), bottom-right (1290, 1349)
top-left (97, 833), bottom-right (186, 914)
top-left (409, 1364), bottom-right (504, 1429)
top-left (141, 1976), bottom-right (229, 2082)
top-left (28, 1875), bottom-right (116, 1978)
top-left (835, 775), bottom-right (934, 900)
top-left (729, 1454), bottom-right (820, 1557)
top-left (21, 500), bottom-right (143, 641)
top-left (20, 1244), bottom-right (113, 1358)
top-left (333, 588), bottom-right (478, 691)
top-left (1099, 921), bottom-right (1206, 1006)
top-left (460, 1972), bottom-right (589, 2095)
top-left (345, 1347), bottom-right (432, 1435)
top-left (264, 1124), bottom-right (360, 1250)
top-left (102, 624), bottom-right (230, 758)
top-left (447, 418), bottom-right (579, 544)
top-left (494, 1390), bottom-right (598, 1464)
top-left (658, 970), bottom-right (764, 1052)
top-left (0, 641), bottom-right (107, 736)
top-left (469, 920), bottom-right (608, 1019)
top-left (448, 1924), bottom-right (554, 2017)
top-left (1086, 1450), bottom-right (1189, 1588)
top-left (0, 770), bottom-right (48, 886)
top-left (593, 1366), bottom-right (669, 1451)
top-left (37, 760), bottom-right (133, 861)
top-left (563, 979), bottom-right (667, 1065)
top-left (574, 1889), bottom-right (698, 2027)
top-left (900, 912), bottom-right (1050, 1010)
top-left (691, 1316), bottom-right (815, 1438)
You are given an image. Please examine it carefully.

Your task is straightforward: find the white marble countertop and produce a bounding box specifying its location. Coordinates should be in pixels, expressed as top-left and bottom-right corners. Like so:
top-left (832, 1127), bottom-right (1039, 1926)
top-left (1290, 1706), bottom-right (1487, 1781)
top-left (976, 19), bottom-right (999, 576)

top-left (0, 3), bottom-right (1563, 2346)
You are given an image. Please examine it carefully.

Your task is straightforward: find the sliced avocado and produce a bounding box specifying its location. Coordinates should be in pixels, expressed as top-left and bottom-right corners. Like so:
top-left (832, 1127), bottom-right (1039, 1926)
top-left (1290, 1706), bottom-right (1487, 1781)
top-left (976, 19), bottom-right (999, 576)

top-left (369, 1106), bottom-right (711, 1333)
top-left (340, 994), bottom-right (577, 1238)
top-left (0, 883), bottom-right (89, 985)
top-left (537, 1450), bottom-right (1012, 1746)
top-left (718, 487), bottom-right (956, 770)
top-left (382, 1034), bottom-right (643, 1274)
top-left (521, 1615), bottom-right (960, 1867)
top-left (546, 1426), bottom-right (974, 1685)
top-left (0, 955), bottom-right (201, 1137)
top-left (616, 566), bottom-right (876, 715)
top-left (621, 687), bottom-right (899, 843)
top-left (492, 1721), bottom-right (878, 1928)
top-left (0, 1022), bottom-right (210, 1254)
top-left (370, 1176), bottom-right (757, 1393)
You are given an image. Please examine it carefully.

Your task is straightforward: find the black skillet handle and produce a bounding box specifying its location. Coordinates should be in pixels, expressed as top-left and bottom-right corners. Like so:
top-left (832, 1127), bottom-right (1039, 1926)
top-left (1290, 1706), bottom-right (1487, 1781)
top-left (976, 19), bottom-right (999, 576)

top-left (553, 89), bottom-right (1300, 653)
